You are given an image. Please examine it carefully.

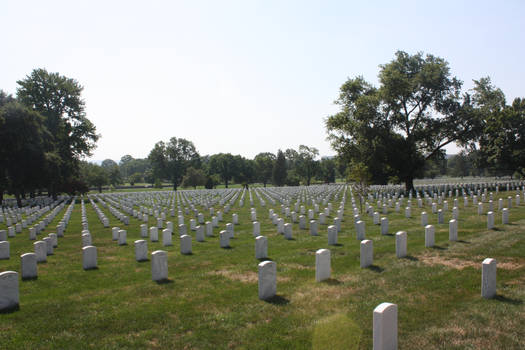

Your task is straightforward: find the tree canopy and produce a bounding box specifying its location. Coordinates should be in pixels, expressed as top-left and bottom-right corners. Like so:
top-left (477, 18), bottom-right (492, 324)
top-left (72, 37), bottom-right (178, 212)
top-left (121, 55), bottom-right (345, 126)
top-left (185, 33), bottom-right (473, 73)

top-left (326, 51), bottom-right (479, 191)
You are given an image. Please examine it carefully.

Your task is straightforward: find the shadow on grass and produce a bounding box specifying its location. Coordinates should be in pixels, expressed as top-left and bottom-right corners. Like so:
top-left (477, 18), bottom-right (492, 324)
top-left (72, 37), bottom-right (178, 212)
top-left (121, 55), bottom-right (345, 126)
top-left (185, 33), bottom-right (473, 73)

top-left (331, 243), bottom-right (344, 247)
top-left (383, 233), bottom-right (395, 236)
top-left (21, 276), bottom-right (38, 282)
top-left (285, 238), bottom-right (296, 241)
top-left (137, 259), bottom-right (150, 262)
top-left (222, 246), bottom-right (233, 250)
top-left (367, 265), bottom-right (384, 273)
top-left (404, 255), bottom-right (419, 261)
top-left (0, 304), bottom-right (20, 314)
top-left (155, 278), bottom-right (174, 285)
top-left (432, 245), bottom-right (447, 250)
top-left (264, 295), bottom-right (290, 305)
top-left (84, 266), bottom-right (99, 271)
top-left (494, 294), bottom-right (523, 305)
top-left (492, 227), bottom-right (502, 231)
top-left (322, 278), bottom-right (342, 285)
top-left (457, 240), bottom-right (470, 244)
top-left (182, 252), bottom-right (194, 255)
top-left (258, 257), bottom-right (273, 262)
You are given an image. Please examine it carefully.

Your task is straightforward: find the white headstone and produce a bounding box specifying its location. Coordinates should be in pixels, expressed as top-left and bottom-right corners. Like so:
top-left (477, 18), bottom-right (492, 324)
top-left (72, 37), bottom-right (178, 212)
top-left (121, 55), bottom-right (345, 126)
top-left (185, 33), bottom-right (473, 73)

top-left (373, 302), bottom-right (398, 350)
top-left (380, 217), bottom-right (388, 235)
top-left (356, 220), bottom-right (365, 241)
top-left (482, 258), bottom-right (497, 299)
top-left (150, 226), bottom-right (159, 242)
top-left (395, 231), bottom-right (407, 258)
top-left (220, 230), bottom-right (230, 248)
top-left (425, 225), bottom-right (435, 248)
top-left (180, 235), bottom-right (192, 254)
top-left (284, 223), bottom-right (293, 240)
top-left (253, 221), bottom-right (261, 237)
top-left (487, 211), bottom-right (494, 229)
top-left (449, 219), bottom-right (458, 241)
top-left (421, 212), bottom-right (428, 226)
top-left (34, 241), bottom-right (46, 262)
top-left (328, 225), bottom-right (338, 245)
top-left (21, 253), bottom-right (37, 279)
top-left (151, 250), bottom-right (168, 281)
top-left (258, 260), bottom-right (276, 300)
top-left (502, 208), bottom-right (509, 224)
top-left (0, 231), bottom-right (11, 255)
top-left (310, 220), bottom-right (318, 236)
top-left (315, 249), bottom-right (331, 282)
top-left (205, 221), bottom-right (213, 237)
top-left (0, 271), bottom-right (19, 311)
top-left (360, 239), bottom-right (373, 268)
top-left (140, 224), bottom-right (148, 238)
top-left (162, 229), bottom-right (173, 246)
top-left (112, 227), bottom-right (120, 241)
top-left (82, 245), bottom-right (97, 270)
top-left (135, 240), bottom-right (148, 262)
top-left (299, 215), bottom-right (306, 229)
top-left (255, 236), bottom-right (268, 260)
top-left (118, 229), bottom-right (127, 246)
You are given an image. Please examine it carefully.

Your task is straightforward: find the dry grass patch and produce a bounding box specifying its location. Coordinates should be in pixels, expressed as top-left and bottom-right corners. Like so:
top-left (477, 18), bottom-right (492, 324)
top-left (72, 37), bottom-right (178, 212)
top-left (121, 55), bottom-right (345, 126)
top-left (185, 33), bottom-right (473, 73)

top-left (418, 253), bottom-right (525, 271)
top-left (207, 269), bottom-right (258, 283)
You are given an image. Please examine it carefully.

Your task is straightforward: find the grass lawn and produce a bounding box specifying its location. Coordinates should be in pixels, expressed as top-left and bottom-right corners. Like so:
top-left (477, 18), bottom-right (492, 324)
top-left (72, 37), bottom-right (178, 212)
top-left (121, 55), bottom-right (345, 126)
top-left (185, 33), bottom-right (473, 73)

top-left (0, 188), bottom-right (524, 349)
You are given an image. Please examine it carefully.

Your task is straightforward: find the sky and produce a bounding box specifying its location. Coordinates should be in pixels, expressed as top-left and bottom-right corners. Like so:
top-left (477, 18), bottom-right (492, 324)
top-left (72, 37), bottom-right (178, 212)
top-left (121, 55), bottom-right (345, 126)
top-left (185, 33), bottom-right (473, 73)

top-left (1, 0), bottom-right (525, 163)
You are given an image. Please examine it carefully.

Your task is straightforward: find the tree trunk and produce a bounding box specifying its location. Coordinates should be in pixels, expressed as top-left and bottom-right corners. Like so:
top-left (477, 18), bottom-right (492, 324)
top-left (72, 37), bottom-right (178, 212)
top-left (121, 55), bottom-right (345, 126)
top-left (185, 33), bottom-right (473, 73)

top-left (0, 189), bottom-right (3, 204)
top-left (98, 186), bottom-right (102, 193)
top-left (225, 179), bottom-right (229, 188)
top-left (405, 176), bottom-right (414, 194)
top-left (15, 192), bottom-right (22, 207)
top-left (264, 181), bottom-right (266, 187)
top-left (173, 182), bottom-right (177, 191)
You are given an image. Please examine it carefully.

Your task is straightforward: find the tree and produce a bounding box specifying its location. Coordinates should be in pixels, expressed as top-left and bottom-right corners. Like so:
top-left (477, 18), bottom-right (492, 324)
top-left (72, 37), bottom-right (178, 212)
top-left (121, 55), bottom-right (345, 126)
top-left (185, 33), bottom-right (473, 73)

top-left (148, 137), bottom-right (200, 190)
top-left (0, 102), bottom-right (48, 206)
top-left (254, 152), bottom-right (275, 187)
top-left (80, 162), bottom-right (109, 193)
top-left (209, 153), bottom-right (236, 188)
top-left (272, 150), bottom-right (287, 186)
top-left (347, 161), bottom-right (371, 214)
top-left (326, 51), bottom-right (479, 192)
top-left (471, 77), bottom-right (525, 177)
top-left (181, 167), bottom-right (206, 189)
top-left (16, 68), bottom-right (99, 198)
top-left (318, 157), bottom-right (336, 183)
top-left (232, 156), bottom-right (255, 187)
top-left (128, 172), bottom-right (143, 186)
top-left (296, 145), bottom-right (319, 186)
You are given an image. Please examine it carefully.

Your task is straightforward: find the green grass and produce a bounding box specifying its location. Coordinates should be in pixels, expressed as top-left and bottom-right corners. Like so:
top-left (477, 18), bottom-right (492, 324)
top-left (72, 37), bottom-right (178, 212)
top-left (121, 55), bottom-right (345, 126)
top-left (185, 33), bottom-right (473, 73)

top-left (0, 189), bottom-right (524, 349)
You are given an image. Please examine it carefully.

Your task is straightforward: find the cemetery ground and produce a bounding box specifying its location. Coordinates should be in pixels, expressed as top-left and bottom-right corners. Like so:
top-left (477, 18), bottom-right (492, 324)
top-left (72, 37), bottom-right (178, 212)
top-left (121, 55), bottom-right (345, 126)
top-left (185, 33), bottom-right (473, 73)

top-left (1, 189), bottom-right (524, 349)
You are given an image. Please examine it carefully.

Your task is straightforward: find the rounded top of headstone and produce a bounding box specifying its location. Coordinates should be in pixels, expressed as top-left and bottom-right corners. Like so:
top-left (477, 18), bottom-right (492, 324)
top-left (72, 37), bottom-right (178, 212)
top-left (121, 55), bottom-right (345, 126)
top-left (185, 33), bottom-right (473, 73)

top-left (482, 258), bottom-right (496, 265)
top-left (258, 260), bottom-right (275, 268)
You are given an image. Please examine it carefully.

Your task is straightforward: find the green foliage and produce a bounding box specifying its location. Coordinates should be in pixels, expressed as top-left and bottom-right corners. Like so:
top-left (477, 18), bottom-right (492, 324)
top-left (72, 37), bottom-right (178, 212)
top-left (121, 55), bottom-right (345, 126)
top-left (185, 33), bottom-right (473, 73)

top-left (326, 51), bottom-right (478, 191)
top-left (16, 68), bottom-right (99, 198)
top-left (209, 153), bottom-right (236, 188)
top-left (181, 167), bottom-right (207, 189)
top-left (272, 150), bottom-right (287, 186)
top-left (0, 101), bottom-right (48, 205)
top-left (295, 145), bottom-right (320, 186)
top-left (317, 157), bottom-right (336, 183)
top-left (148, 137), bottom-right (200, 190)
top-left (254, 152), bottom-right (275, 187)
top-left (128, 172), bottom-right (143, 186)
top-left (79, 161), bottom-right (108, 192)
